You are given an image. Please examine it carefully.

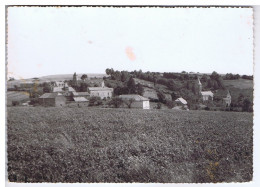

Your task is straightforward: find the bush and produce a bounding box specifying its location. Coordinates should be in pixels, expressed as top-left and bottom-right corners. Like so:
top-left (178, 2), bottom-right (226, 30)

top-left (108, 97), bottom-right (123, 108)
top-left (12, 101), bottom-right (20, 106)
top-left (205, 106), bottom-right (210, 111)
top-left (156, 103), bottom-right (162, 109)
top-left (89, 96), bottom-right (102, 106)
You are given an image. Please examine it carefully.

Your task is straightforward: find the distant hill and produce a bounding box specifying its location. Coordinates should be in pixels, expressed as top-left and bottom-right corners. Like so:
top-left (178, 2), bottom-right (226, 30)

top-left (39, 73), bottom-right (107, 81)
top-left (7, 73), bottom-right (107, 86)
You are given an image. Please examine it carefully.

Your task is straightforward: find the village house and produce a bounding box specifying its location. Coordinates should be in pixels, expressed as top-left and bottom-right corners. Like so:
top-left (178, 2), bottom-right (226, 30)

top-left (173, 97), bottom-right (189, 110)
top-left (175, 97), bottom-right (188, 106)
top-left (55, 81), bottom-right (65, 87)
top-left (119, 94), bottom-right (150, 109)
top-left (71, 92), bottom-right (89, 103)
top-left (38, 93), bottom-right (67, 107)
top-left (198, 78), bottom-right (214, 101)
top-left (87, 81), bottom-right (113, 99)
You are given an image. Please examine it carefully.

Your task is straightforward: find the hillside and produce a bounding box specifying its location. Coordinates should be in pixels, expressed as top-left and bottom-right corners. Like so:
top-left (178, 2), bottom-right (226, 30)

top-left (7, 107), bottom-right (253, 182)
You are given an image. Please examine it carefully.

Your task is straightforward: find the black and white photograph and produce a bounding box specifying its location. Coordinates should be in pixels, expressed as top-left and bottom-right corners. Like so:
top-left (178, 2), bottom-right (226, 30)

top-left (5, 5), bottom-right (255, 184)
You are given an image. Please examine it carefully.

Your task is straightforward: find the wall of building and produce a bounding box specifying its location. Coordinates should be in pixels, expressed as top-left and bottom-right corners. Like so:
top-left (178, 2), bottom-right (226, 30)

top-left (121, 100), bottom-right (150, 109)
top-left (39, 98), bottom-right (56, 107)
top-left (55, 96), bottom-right (66, 107)
top-left (142, 101), bottom-right (150, 109)
top-left (90, 90), bottom-right (112, 99)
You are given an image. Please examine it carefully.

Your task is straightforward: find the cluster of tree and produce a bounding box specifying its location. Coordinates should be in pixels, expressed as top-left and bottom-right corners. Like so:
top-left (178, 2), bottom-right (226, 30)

top-left (88, 96), bottom-right (103, 106)
top-left (68, 73), bottom-right (90, 92)
top-left (206, 71), bottom-right (225, 90)
top-left (224, 73), bottom-right (240, 80)
top-left (105, 74), bottom-right (144, 96)
top-left (241, 75), bottom-right (253, 80)
top-left (105, 68), bottom-right (132, 82)
top-left (163, 72), bottom-right (198, 81)
top-left (231, 93), bottom-right (253, 112)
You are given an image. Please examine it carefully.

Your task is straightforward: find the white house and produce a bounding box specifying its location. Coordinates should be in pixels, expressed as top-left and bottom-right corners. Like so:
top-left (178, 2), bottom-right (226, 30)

top-left (119, 94), bottom-right (150, 109)
top-left (87, 81), bottom-right (113, 99)
top-left (198, 78), bottom-right (214, 101)
top-left (201, 91), bottom-right (214, 101)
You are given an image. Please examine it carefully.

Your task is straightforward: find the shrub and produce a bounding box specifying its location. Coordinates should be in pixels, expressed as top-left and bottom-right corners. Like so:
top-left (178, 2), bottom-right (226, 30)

top-left (205, 106), bottom-right (210, 111)
top-left (108, 97), bottom-right (123, 108)
top-left (89, 96), bottom-right (102, 106)
top-left (12, 101), bottom-right (20, 106)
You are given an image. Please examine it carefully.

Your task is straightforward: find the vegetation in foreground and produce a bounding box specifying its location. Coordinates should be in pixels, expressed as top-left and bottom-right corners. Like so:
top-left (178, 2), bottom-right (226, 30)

top-left (7, 107), bottom-right (253, 183)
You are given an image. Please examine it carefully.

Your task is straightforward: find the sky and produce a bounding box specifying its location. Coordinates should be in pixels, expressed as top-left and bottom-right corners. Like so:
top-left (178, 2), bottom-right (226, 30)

top-left (7, 7), bottom-right (253, 79)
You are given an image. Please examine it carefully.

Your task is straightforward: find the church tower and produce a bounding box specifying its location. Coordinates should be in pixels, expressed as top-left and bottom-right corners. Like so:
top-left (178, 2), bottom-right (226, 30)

top-left (198, 77), bottom-right (202, 94)
top-left (72, 72), bottom-right (78, 86)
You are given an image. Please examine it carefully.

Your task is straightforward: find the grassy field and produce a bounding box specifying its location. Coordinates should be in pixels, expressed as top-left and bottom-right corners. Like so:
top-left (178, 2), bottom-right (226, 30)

top-left (223, 79), bottom-right (253, 89)
top-left (7, 107), bottom-right (253, 183)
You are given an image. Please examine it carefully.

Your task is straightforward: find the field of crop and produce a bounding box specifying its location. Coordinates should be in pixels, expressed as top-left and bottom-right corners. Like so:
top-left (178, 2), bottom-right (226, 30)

top-left (7, 107), bottom-right (253, 183)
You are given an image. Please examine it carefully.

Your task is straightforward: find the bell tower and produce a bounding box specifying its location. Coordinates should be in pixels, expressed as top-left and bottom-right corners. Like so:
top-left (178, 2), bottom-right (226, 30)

top-left (198, 77), bottom-right (202, 94)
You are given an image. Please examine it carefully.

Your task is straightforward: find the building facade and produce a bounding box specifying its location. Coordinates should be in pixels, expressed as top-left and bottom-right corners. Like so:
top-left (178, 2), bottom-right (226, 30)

top-left (87, 81), bottom-right (113, 99)
top-left (38, 93), bottom-right (66, 107)
top-left (119, 94), bottom-right (150, 109)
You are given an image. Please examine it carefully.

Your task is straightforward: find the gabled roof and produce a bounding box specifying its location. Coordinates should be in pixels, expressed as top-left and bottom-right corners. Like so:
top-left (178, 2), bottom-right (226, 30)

top-left (201, 91), bottom-right (214, 96)
top-left (88, 87), bottom-right (113, 91)
top-left (73, 97), bottom-right (88, 102)
top-left (39, 92), bottom-right (63, 99)
top-left (68, 87), bottom-right (76, 92)
top-left (72, 92), bottom-right (90, 96)
top-left (53, 87), bottom-right (63, 92)
top-left (77, 92), bottom-right (90, 96)
top-left (119, 94), bottom-right (149, 101)
top-left (53, 86), bottom-right (75, 92)
top-left (175, 97), bottom-right (187, 105)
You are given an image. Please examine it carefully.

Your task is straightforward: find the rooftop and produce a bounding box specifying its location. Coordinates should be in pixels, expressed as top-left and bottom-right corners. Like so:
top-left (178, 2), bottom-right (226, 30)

top-left (201, 91), bottom-right (214, 96)
top-left (39, 92), bottom-right (63, 99)
top-left (73, 97), bottom-right (88, 102)
top-left (119, 94), bottom-right (149, 101)
top-left (88, 87), bottom-right (113, 91)
top-left (175, 97), bottom-right (187, 105)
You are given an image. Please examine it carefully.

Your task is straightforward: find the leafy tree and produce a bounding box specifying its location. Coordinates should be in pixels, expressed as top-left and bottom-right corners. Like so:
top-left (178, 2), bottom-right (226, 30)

top-left (124, 98), bottom-right (135, 108)
top-left (210, 71), bottom-right (220, 80)
top-left (81, 74), bottom-right (88, 81)
top-left (80, 82), bottom-right (89, 92)
top-left (114, 86), bottom-right (129, 96)
top-left (43, 83), bottom-right (52, 93)
top-left (156, 103), bottom-right (162, 109)
top-left (171, 92), bottom-right (178, 101)
top-left (166, 100), bottom-right (174, 109)
top-left (121, 71), bottom-right (130, 82)
top-left (108, 97), bottom-right (123, 108)
top-left (242, 98), bottom-right (251, 112)
top-left (157, 91), bottom-right (166, 104)
top-left (9, 77), bottom-right (15, 81)
top-left (127, 77), bottom-right (136, 94)
top-left (105, 68), bottom-right (111, 75)
top-left (89, 96), bottom-right (102, 106)
top-left (136, 83), bottom-right (144, 96)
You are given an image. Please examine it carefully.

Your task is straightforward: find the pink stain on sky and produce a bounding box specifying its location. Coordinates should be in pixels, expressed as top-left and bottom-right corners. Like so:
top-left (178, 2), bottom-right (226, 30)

top-left (125, 46), bottom-right (136, 61)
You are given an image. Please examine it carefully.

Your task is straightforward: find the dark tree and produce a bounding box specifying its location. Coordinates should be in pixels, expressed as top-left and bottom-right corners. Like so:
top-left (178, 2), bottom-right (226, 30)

top-left (127, 77), bottom-right (136, 94)
top-left (81, 74), bottom-right (88, 81)
top-left (43, 83), bottom-right (52, 93)
top-left (89, 96), bottom-right (102, 106)
top-left (108, 97), bottom-right (123, 108)
top-left (242, 98), bottom-right (251, 112)
top-left (124, 98), bottom-right (135, 108)
top-left (80, 82), bottom-right (89, 92)
top-left (136, 83), bottom-right (144, 96)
